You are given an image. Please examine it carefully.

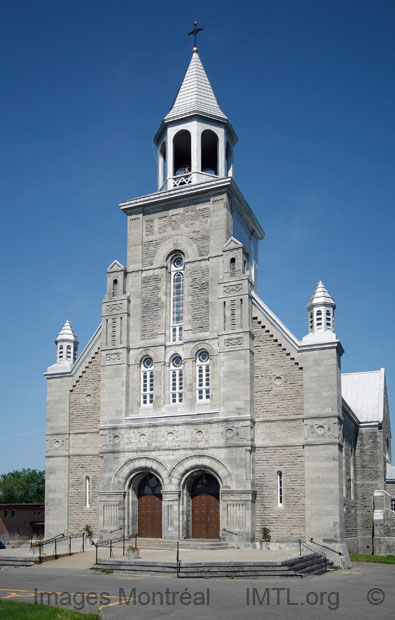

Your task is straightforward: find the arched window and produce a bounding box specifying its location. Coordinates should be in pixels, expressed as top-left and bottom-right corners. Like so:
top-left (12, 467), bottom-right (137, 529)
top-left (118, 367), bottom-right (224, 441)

top-left (309, 312), bottom-right (314, 332)
top-left (66, 344), bottom-right (72, 361)
top-left (196, 350), bottom-right (211, 402)
top-left (170, 355), bottom-right (183, 404)
top-left (112, 279), bottom-right (118, 298)
top-left (171, 254), bottom-right (184, 342)
top-left (230, 257), bottom-right (236, 276)
top-left (316, 309), bottom-right (322, 328)
top-left (141, 356), bottom-right (154, 405)
top-left (58, 344), bottom-right (64, 361)
top-left (85, 476), bottom-right (90, 508)
top-left (277, 471), bottom-right (283, 506)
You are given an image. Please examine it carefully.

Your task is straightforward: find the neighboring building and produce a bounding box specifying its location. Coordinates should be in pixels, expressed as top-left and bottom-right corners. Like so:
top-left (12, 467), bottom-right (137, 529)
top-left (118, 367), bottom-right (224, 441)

top-left (0, 504), bottom-right (45, 542)
top-left (44, 41), bottom-right (395, 557)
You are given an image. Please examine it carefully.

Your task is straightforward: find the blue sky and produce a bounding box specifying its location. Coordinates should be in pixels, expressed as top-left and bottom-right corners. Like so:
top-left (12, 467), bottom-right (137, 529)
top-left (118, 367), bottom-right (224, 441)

top-left (0, 0), bottom-right (394, 474)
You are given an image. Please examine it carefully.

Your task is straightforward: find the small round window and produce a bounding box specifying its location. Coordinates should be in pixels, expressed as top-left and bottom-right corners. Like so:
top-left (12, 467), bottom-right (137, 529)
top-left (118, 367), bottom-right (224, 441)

top-left (172, 255), bottom-right (183, 269)
top-left (172, 355), bottom-right (183, 368)
top-left (143, 357), bottom-right (153, 369)
top-left (198, 350), bottom-right (209, 363)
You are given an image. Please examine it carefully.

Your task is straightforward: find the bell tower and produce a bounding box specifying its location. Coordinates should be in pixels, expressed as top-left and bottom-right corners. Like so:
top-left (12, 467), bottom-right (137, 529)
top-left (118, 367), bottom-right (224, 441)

top-left (153, 25), bottom-right (237, 191)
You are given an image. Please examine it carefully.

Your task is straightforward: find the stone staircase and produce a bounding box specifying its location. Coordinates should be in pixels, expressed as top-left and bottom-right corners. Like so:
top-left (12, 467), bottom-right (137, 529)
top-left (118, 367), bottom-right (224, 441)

top-left (95, 553), bottom-right (328, 577)
top-left (0, 555), bottom-right (36, 568)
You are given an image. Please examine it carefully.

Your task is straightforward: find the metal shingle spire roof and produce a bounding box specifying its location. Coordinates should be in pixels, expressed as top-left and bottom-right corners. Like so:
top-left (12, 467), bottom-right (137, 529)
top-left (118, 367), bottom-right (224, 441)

top-left (164, 48), bottom-right (229, 124)
top-left (307, 281), bottom-right (336, 309)
top-left (56, 320), bottom-right (79, 343)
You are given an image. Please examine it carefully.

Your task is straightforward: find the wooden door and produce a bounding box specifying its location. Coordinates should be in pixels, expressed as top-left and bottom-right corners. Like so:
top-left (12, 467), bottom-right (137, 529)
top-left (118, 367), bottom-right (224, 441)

top-left (191, 473), bottom-right (220, 539)
top-left (138, 474), bottom-right (162, 538)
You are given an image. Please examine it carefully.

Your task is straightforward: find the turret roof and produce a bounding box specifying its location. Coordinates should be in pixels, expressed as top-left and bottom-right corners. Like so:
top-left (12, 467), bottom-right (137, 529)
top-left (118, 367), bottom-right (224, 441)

top-left (164, 49), bottom-right (228, 124)
top-left (307, 281), bottom-right (335, 309)
top-left (56, 320), bottom-right (78, 343)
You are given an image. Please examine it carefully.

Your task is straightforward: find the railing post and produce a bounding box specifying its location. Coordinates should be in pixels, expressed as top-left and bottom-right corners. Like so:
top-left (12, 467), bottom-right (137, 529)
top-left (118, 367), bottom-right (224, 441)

top-left (176, 540), bottom-right (180, 578)
top-left (299, 539), bottom-right (302, 556)
top-left (123, 536), bottom-right (125, 556)
top-left (39, 543), bottom-right (42, 564)
top-left (95, 543), bottom-right (98, 565)
top-left (110, 540), bottom-right (113, 559)
top-left (82, 533), bottom-right (85, 553)
top-left (54, 538), bottom-right (58, 560)
top-left (69, 536), bottom-right (71, 555)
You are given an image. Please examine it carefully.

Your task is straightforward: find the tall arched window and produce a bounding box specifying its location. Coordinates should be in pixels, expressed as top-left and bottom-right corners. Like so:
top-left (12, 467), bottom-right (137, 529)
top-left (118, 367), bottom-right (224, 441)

top-left (58, 344), bottom-right (64, 361)
top-left (85, 476), bottom-right (90, 508)
top-left (170, 355), bottom-right (183, 404)
top-left (141, 356), bottom-right (154, 405)
top-left (112, 279), bottom-right (118, 298)
top-left (66, 344), bottom-right (72, 361)
top-left (196, 350), bottom-right (211, 402)
top-left (277, 471), bottom-right (283, 506)
top-left (171, 254), bottom-right (184, 342)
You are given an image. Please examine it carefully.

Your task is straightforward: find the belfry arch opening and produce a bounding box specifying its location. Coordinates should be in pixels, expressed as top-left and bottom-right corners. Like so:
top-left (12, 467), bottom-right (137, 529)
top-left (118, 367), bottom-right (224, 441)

top-left (159, 141), bottom-right (167, 188)
top-left (173, 130), bottom-right (191, 179)
top-left (201, 130), bottom-right (218, 176)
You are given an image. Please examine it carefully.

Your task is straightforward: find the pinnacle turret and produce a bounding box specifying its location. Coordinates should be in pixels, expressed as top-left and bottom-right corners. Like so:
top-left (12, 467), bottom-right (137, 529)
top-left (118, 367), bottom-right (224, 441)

top-left (303, 281), bottom-right (337, 343)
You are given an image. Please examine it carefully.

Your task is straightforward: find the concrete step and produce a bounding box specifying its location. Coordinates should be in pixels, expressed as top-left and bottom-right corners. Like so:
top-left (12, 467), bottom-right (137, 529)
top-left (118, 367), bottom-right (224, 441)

top-left (135, 538), bottom-right (234, 550)
top-left (0, 555), bottom-right (36, 567)
top-left (95, 553), bottom-right (328, 578)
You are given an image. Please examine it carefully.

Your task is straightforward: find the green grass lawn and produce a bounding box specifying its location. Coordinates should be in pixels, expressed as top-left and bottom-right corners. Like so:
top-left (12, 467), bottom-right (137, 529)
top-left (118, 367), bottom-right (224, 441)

top-left (349, 553), bottom-right (395, 565)
top-left (0, 600), bottom-right (98, 619)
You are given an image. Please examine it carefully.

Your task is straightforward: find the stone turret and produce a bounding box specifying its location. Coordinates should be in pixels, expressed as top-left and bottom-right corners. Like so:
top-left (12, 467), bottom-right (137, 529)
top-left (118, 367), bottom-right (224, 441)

top-left (303, 281), bottom-right (336, 343)
top-left (46, 320), bottom-right (79, 374)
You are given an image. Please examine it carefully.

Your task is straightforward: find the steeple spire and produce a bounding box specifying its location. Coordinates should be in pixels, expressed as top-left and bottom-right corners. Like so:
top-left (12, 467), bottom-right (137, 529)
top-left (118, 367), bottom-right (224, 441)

top-left (154, 41), bottom-right (237, 192)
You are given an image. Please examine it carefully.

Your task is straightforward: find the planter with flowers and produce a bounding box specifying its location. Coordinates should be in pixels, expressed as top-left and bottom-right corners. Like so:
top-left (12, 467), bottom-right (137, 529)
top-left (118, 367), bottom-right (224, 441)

top-left (127, 545), bottom-right (140, 560)
top-left (259, 527), bottom-right (271, 550)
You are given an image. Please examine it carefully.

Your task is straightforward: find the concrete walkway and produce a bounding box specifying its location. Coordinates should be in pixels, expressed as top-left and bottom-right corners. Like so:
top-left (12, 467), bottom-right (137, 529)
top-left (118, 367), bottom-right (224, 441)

top-left (0, 544), bottom-right (297, 570)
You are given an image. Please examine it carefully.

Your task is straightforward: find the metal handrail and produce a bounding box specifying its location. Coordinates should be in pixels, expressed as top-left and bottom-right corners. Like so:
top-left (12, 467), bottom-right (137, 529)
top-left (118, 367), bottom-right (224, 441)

top-left (222, 528), bottom-right (238, 536)
top-left (95, 533), bottom-right (137, 564)
top-left (309, 537), bottom-right (343, 556)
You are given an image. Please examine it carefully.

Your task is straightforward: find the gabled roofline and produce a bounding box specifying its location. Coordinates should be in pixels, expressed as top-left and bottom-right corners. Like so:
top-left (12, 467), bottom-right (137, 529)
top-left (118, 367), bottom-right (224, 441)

top-left (251, 291), bottom-right (344, 355)
top-left (342, 398), bottom-right (360, 426)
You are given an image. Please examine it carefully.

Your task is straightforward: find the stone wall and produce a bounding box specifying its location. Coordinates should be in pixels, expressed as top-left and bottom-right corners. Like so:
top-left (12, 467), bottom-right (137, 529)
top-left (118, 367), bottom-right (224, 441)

top-left (252, 316), bottom-right (304, 420)
top-left (255, 446), bottom-right (306, 541)
top-left (343, 414), bottom-right (358, 540)
top-left (252, 314), bottom-right (305, 541)
top-left (68, 346), bottom-right (101, 534)
top-left (355, 427), bottom-right (384, 553)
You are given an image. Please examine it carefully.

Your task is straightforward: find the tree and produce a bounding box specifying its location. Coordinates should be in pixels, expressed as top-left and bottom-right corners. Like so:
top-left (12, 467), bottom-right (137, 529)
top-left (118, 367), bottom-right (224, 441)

top-left (0, 469), bottom-right (45, 503)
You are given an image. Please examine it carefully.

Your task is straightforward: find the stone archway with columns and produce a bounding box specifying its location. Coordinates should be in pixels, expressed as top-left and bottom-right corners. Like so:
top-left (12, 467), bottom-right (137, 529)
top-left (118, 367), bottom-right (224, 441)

top-left (99, 454), bottom-right (255, 542)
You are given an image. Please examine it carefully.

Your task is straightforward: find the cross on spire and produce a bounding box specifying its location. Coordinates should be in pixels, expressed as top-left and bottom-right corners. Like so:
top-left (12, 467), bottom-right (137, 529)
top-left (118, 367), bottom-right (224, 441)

top-left (188, 21), bottom-right (203, 50)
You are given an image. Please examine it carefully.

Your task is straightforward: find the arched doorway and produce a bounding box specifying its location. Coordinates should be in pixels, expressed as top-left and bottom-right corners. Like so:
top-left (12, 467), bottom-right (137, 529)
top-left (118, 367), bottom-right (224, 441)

top-left (191, 472), bottom-right (220, 539)
top-left (137, 474), bottom-right (162, 538)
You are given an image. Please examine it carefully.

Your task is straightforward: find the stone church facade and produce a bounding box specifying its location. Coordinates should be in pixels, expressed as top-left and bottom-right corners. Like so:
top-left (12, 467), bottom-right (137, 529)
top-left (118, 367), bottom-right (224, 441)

top-left (45, 45), bottom-right (395, 558)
